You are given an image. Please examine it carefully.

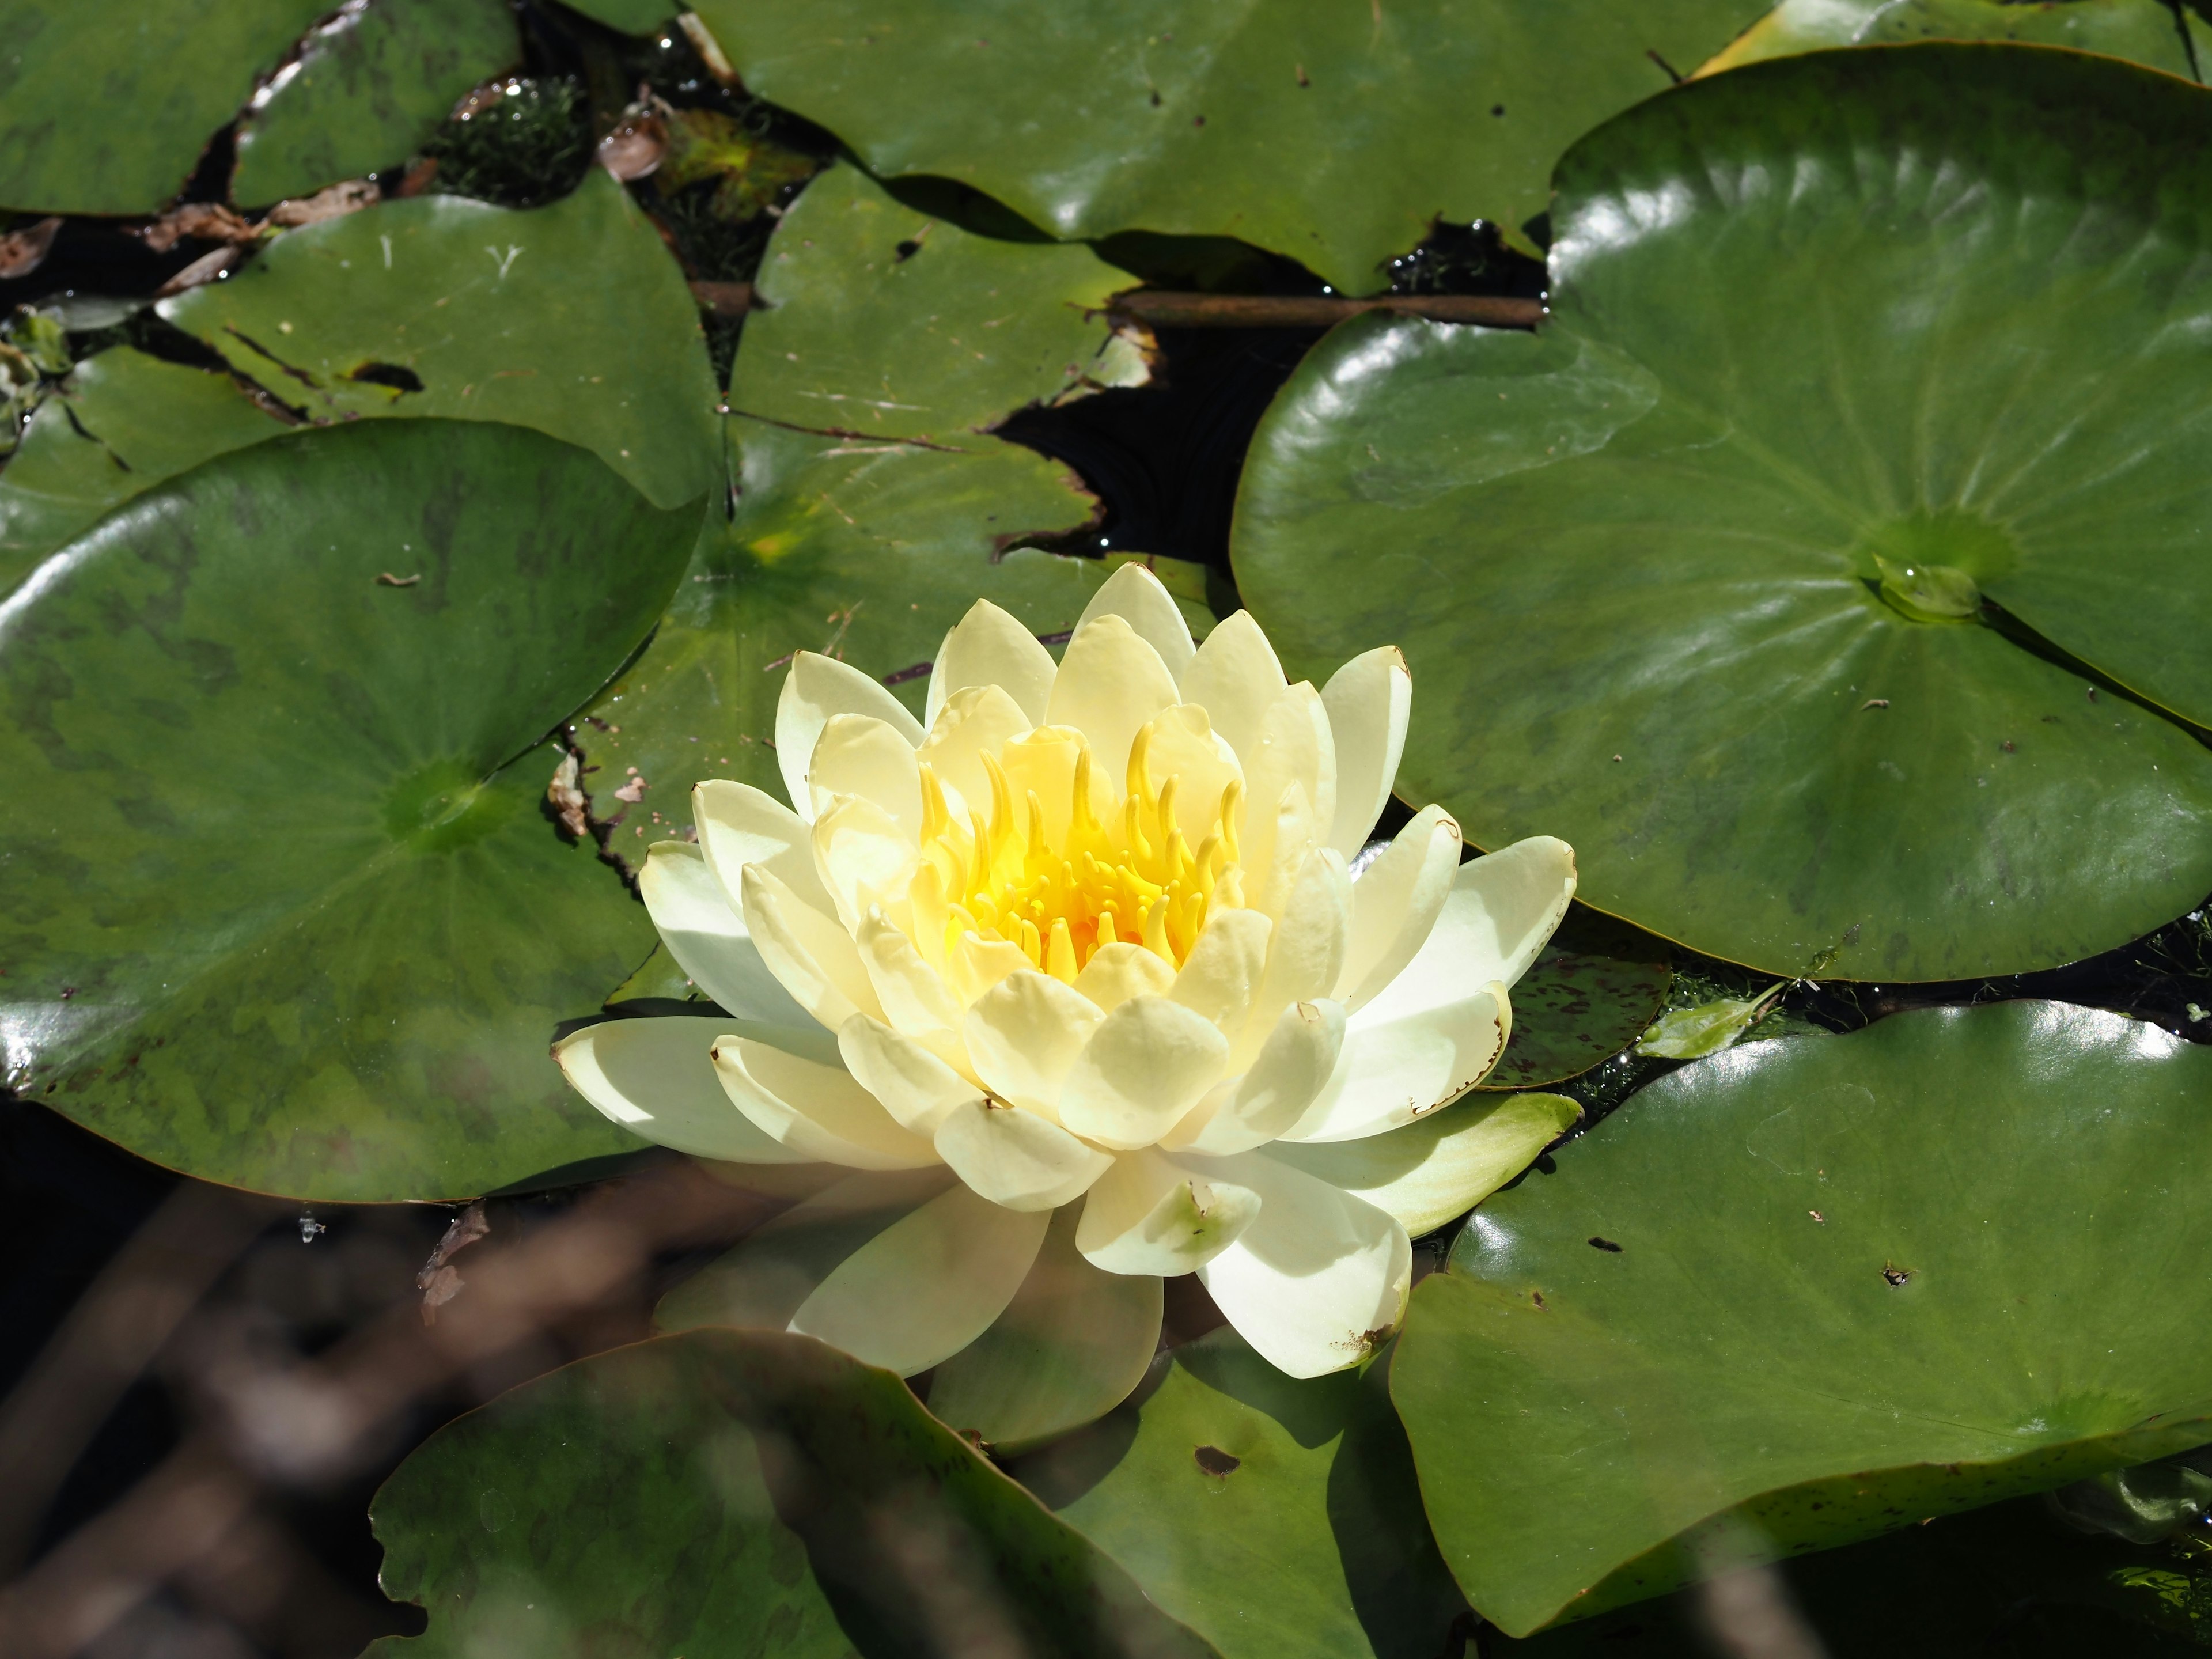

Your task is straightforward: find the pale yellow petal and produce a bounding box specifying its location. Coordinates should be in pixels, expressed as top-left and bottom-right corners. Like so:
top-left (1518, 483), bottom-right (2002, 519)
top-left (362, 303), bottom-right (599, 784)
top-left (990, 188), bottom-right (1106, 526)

top-left (1238, 682), bottom-right (1335, 914)
top-left (554, 1015), bottom-right (813, 1163)
top-left (963, 969), bottom-right (1104, 1117)
top-left (1074, 559), bottom-right (1195, 681)
top-left (916, 683), bottom-right (1032, 821)
top-left (1336, 804), bottom-right (1462, 1010)
top-left (1278, 982), bottom-right (1509, 1143)
top-left (1177, 608), bottom-right (1287, 764)
top-left (1268, 1091), bottom-right (1580, 1234)
top-left (775, 649), bottom-right (924, 821)
top-left (1075, 1147), bottom-right (1260, 1275)
top-left (1319, 645), bottom-right (1411, 860)
top-left (1058, 995), bottom-right (1230, 1151)
top-left (1169, 905), bottom-right (1272, 1035)
top-left (934, 1098), bottom-right (1114, 1210)
top-left (738, 862), bottom-right (884, 1029)
top-left (810, 793), bottom-right (919, 933)
top-left (1163, 997), bottom-right (1345, 1156)
top-left (1232, 846), bottom-right (1352, 1070)
top-left (836, 1013), bottom-right (982, 1136)
top-left (1372, 835), bottom-right (1577, 1007)
top-left (926, 596), bottom-right (1058, 727)
top-left (1043, 612), bottom-right (1179, 787)
top-left (710, 1033), bottom-right (940, 1169)
top-left (1071, 941), bottom-right (1177, 1013)
top-left (853, 911), bottom-right (967, 1061)
top-left (808, 712), bottom-right (923, 835)
top-left (637, 841), bottom-right (812, 1024)
top-left (1138, 702), bottom-right (1244, 846)
top-left (693, 779), bottom-right (832, 915)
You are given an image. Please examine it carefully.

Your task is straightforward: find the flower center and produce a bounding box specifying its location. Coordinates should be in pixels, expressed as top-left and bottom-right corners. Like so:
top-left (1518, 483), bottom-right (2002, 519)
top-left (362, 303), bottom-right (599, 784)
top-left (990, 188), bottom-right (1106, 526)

top-left (908, 720), bottom-right (1246, 982)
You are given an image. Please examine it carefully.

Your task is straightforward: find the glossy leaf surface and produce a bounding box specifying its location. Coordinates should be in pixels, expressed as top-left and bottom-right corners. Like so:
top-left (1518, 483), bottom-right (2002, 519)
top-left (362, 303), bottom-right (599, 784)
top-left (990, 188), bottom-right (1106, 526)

top-left (1480, 908), bottom-right (1671, 1089)
top-left (0, 0), bottom-right (327, 213)
top-left (368, 1328), bottom-right (1215, 1658)
top-left (1393, 1001), bottom-right (2212, 1636)
top-left (230, 0), bottom-right (520, 208)
top-left (1011, 1328), bottom-right (1468, 1659)
top-left (1233, 47), bottom-right (2212, 978)
top-left (690, 0), bottom-right (1770, 291)
top-left (0, 421), bottom-right (698, 1199)
top-left (162, 169), bottom-right (719, 509)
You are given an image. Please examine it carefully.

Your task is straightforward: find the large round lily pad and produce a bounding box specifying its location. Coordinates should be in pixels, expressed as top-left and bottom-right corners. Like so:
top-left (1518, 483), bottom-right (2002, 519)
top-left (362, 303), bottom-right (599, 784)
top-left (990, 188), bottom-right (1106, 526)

top-left (0, 419), bottom-right (699, 1200)
top-left (1392, 999), bottom-right (2212, 1637)
top-left (1010, 1327), bottom-right (1469, 1659)
top-left (230, 0), bottom-right (521, 209)
top-left (366, 1328), bottom-right (1214, 1658)
top-left (1233, 46), bottom-right (2212, 980)
top-left (688, 0), bottom-right (1770, 291)
top-left (161, 168), bottom-right (720, 510)
top-left (0, 0), bottom-right (327, 214)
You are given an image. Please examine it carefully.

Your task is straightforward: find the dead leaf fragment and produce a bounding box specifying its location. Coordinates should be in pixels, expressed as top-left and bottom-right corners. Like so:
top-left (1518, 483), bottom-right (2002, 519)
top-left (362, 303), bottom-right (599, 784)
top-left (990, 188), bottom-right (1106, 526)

top-left (416, 1201), bottom-right (491, 1325)
top-left (137, 202), bottom-right (255, 254)
top-left (0, 217), bottom-right (62, 281)
top-left (266, 178), bottom-right (378, 228)
top-left (613, 774), bottom-right (647, 804)
top-left (375, 571), bottom-right (422, 586)
top-left (597, 107), bottom-right (667, 182)
top-left (547, 751), bottom-right (589, 839)
top-left (155, 244), bottom-right (253, 297)
top-left (677, 11), bottom-right (738, 82)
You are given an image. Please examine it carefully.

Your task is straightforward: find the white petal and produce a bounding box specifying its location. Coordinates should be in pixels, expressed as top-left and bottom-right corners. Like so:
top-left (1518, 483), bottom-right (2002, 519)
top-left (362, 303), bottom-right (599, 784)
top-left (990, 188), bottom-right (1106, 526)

top-left (791, 1183), bottom-right (1050, 1374)
top-left (809, 713), bottom-right (923, 834)
top-left (1319, 646), bottom-right (1411, 860)
top-left (934, 1099), bottom-right (1114, 1210)
top-left (738, 862), bottom-right (884, 1029)
top-left (694, 779), bottom-right (832, 915)
top-left (554, 1016), bottom-right (813, 1162)
top-left (1233, 846), bottom-right (1352, 1070)
top-left (1044, 612), bottom-right (1179, 787)
top-left (1238, 683), bottom-right (1335, 915)
top-left (1058, 995), bottom-right (1230, 1150)
top-left (927, 597), bottom-right (1058, 728)
top-left (926, 1205), bottom-right (1162, 1453)
top-left (1137, 702), bottom-right (1243, 846)
top-left (1074, 560), bottom-right (1195, 682)
top-left (1278, 982), bottom-right (1509, 1143)
top-left (809, 794), bottom-right (919, 933)
top-left (837, 1013), bottom-right (981, 1135)
top-left (637, 841), bottom-right (810, 1025)
top-left (916, 683), bottom-right (1032, 821)
top-left (1164, 997), bottom-right (1345, 1156)
top-left (1336, 804), bottom-right (1462, 1010)
top-left (1071, 941), bottom-right (1177, 1012)
top-left (656, 1168), bottom-right (955, 1333)
top-left (1169, 905), bottom-right (1272, 1033)
top-left (710, 1032), bottom-right (939, 1169)
top-left (776, 650), bottom-right (925, 821)
top-left (1075, 1147), bottom-right (1260, 1275)
top-left (1177, 608), bottom-right (1286, 763)
top-left (964, 969), bottom-right (1104, 1116)
top-left (1369, 835), bottom-right (1578, 1019)
top-left (1196, 1152), bottom-right (1412, 1378)
top-left (948, 929), bottom-right (1036, 1006)
top-left (1268, 1091), bottom-right (1580, 1235)
top-left (853, 911), bottom-right (967, 1060)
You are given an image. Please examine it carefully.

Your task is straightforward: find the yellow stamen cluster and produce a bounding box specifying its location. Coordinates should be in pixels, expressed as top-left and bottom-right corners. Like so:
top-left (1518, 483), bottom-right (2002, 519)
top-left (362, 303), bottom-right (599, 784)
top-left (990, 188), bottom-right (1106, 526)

top-left (908, 722), bottom-right (1245, 982)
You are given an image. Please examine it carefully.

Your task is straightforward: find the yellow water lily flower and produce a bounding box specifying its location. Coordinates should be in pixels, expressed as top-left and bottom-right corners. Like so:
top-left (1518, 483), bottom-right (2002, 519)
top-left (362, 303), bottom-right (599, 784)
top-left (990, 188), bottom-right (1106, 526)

top-left (555, 565), bottom-right (1575, 1433)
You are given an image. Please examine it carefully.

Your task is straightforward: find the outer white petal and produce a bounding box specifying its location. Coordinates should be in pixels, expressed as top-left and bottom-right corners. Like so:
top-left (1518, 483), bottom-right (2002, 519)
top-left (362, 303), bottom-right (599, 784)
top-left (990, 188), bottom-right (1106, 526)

top-left (738, 862), bottom-right (884, 1030)
top-left (927, 597), bottom-right (1058, 728)
top-left (1070, 940), bottom-right (1176, 1013)
top-left (694, 779), bottom-right (834, 915)
top-left (1336, 804), bottom-right (1462, 1010)
top-left (1319, 646), bottom-right (1411, 860)
top-left (656, 1168), bottom-right (955, 1334)
top-left (1238, 683), bottom-right (1335, 915)
top-left (776, 650), bottom-right (925, 821)
top-left (933, 1099), bottom-right (1115, 1210)
top-left (916, 683), bottom-right (1032, 821)
top-left (1169, 905), bottom-right (1272, 1033)
top-left (853, 911), bottom-right (967, 1061)
top-left (1268, 1090), bottom-right (1580, 1235)
top-left (926, 1205), bottom-right (1163, 1454)
top-left (1277, 983), bottom-right (1509, 1143)
top-left (1074, 559), bottom-right (1195, 682)
top-left (1044, 612), bottom-right (1179, 787)
top-left (709, 1033), bottom-right (939, 1170)
top-left (1196, 1150), bottom-right (1412, 1378)
top-left (637, 841), bottom-right (810, 1025)
top-left (790, 1183), bottom-right (1050, 1375)
top-left (554, 1016), bottom-right (813, 1162)
top-left (837, 1013), bottom-right (982, 1135)
top-left (1075, 1147), bottom-right (1261, 1275)
top-left (1177, 608), bottom-right (1286, 762)
top-left (1058, 994), bottom-right (1230, 1150)
top-left (1232, 846), bottom-right (1351, 1069)
top-left (1163, 997), bottom-right (1345, 1156)
top-left (809, 794), bottom-right (919, 934)
top-left (1391, 834), bottom-right (1577, 1000)
top-left (964, 969), bottom-right (1104, 1117)
top-left (808, 713), bottom-right (923, 834)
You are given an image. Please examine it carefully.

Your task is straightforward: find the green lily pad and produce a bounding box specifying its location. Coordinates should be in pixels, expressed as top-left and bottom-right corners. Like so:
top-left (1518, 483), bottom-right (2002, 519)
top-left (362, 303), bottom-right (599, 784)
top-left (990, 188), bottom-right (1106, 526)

top-left (1698, 0), bottom-right (2212, 80)
top-left (734, 163), bottom-right (1143, 435)
top-left (0, 0), bottom-right (328, 214)
top-left (1010, 1327), bottom-right (1469, 1659)
top-left (0, 419), bottom-right (699, 1200)
top-left (1391, 999), bottom-right (2212, 1637)
top-left (161, 167), bottom-right (719, 509)
top-left (366, 1327), bottom-right (1215, 1658)
top-left (688, 0), bottom-right (1770, 291)
top-left (1479, 907), bottom-right (1671, 1089)
top-left (1232, 46), bottom-right (2212, 979)
top-left (0, 347), bottom-right (290, 598)
top-left (230, 0), bottom-right (521, 209)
